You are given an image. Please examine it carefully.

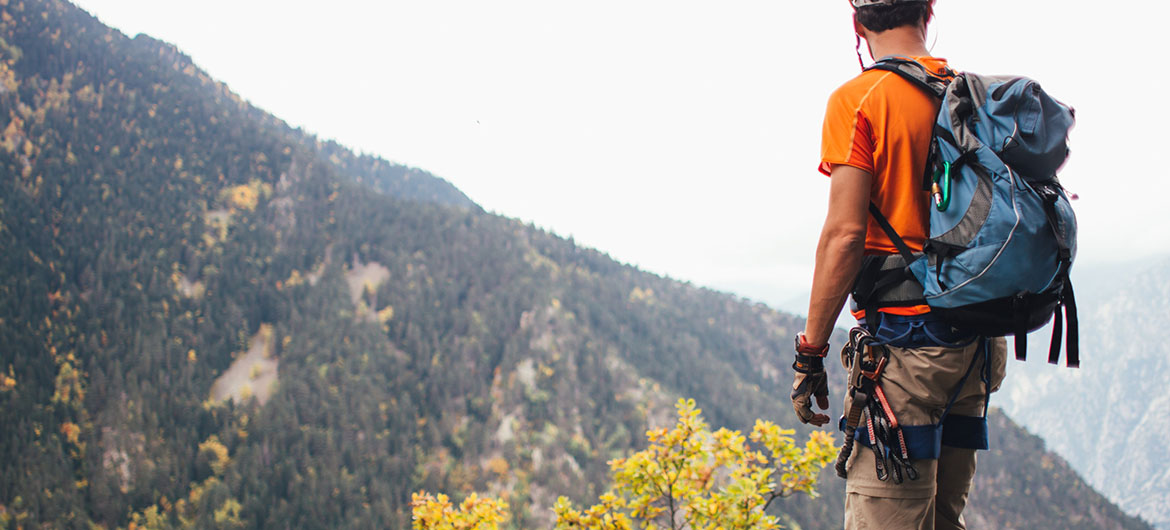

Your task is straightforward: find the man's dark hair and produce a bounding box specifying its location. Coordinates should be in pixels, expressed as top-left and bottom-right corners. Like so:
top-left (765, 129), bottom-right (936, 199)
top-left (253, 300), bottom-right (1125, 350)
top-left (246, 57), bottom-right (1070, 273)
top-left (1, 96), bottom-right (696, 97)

top-left (855, 3), bottom-right (933, 33)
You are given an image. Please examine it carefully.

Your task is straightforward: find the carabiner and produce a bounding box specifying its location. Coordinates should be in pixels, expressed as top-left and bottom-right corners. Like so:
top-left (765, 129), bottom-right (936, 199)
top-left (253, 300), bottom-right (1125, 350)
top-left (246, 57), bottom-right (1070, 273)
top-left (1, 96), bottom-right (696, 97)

top-left (932, 161), bottom-right (952, 211)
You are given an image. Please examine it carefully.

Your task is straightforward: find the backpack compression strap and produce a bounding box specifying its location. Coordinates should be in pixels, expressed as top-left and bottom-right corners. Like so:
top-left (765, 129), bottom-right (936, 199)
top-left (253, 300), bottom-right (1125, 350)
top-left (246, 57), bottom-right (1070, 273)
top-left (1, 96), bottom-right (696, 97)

top-left (1040, 185), bottom-right (1080, 368)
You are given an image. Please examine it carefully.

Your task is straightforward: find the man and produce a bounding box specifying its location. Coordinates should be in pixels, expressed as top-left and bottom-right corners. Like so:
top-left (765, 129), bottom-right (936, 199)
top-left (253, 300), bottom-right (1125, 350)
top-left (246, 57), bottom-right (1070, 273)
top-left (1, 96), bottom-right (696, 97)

top-left (789, 1), bottom-right (1006, 528)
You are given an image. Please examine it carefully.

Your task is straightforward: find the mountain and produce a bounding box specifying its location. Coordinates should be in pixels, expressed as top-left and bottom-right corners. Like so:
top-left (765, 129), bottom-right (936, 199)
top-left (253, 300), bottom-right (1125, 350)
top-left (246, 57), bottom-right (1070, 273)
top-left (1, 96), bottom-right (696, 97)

top-left (1000, 257), bottom-right (1170, 528)
top-left (0, 0), bottom-right (1150, 528)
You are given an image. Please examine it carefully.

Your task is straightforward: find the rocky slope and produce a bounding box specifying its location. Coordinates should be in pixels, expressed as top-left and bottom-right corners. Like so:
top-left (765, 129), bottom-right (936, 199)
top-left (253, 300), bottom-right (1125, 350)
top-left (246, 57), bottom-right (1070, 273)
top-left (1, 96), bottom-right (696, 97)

top-left (1000, 257), bottom-right (1170, 528)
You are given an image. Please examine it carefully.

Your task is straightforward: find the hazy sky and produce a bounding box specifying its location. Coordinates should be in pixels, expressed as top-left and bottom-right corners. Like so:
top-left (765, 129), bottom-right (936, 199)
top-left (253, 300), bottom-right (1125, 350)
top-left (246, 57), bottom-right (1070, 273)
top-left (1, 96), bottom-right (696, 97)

top-left (70, 0), bottom-right (1168, 310)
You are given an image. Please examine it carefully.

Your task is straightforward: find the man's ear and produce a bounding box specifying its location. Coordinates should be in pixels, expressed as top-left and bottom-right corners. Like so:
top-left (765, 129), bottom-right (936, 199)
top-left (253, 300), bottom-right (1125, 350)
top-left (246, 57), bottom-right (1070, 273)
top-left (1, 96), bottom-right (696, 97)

top-left (853, 16), bottom-right (866, 39)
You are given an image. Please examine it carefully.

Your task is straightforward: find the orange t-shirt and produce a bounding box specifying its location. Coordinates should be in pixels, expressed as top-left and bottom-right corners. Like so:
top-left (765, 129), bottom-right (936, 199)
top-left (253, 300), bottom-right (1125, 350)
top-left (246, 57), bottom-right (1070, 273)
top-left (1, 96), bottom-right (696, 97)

top-left (819, 56), bottom-right (952, 317)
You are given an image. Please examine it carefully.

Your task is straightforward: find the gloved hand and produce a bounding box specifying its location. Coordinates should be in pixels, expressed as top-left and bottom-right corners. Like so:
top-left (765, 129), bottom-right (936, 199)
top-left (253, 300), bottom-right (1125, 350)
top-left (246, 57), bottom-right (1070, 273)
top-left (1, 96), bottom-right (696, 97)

top-left (791, 364), bottom-right (830, 426)
top-left (791, 333), bottom-right (831, 426)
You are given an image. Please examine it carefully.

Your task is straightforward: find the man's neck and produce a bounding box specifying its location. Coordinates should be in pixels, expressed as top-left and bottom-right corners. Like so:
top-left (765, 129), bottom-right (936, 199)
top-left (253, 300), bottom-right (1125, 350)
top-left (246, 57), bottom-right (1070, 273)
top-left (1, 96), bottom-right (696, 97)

top-left (863, 24), bottom-right (931, 62)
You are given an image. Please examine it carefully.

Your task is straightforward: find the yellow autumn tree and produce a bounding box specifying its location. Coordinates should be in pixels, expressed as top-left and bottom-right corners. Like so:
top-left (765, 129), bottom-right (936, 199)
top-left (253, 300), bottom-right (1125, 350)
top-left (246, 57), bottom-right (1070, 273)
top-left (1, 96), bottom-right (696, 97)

top-left (0, 365), bottom-right (15, 392)
top-left (415, 398), bottom-right (836, 530)
top-left (411, 492), bottom-right (510, 530)
top-left (553, 398), bottom-right (836, 530)
top-left (198, 435), bottom-right (231, 476)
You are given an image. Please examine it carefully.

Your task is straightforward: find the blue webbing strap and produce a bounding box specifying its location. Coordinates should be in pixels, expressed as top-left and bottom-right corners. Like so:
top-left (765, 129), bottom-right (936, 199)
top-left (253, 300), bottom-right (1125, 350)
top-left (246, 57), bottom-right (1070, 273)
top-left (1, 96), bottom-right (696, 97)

top-left (940, 338), bottom-right (985, 422)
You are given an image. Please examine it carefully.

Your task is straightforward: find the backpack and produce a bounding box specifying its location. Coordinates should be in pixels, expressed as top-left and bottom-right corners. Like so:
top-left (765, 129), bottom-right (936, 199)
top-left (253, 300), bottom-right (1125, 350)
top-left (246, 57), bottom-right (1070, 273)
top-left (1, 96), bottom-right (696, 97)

top-left (852, 57), bottom-right (1080, 367)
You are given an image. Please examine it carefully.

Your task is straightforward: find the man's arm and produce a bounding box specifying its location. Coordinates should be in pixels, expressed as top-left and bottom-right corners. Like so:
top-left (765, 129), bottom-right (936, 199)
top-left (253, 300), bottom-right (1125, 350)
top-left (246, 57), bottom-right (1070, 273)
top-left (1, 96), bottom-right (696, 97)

top-left (789, 165), bottom-right (872, 427)
top-left (803, 164), bottom-right (872, 345)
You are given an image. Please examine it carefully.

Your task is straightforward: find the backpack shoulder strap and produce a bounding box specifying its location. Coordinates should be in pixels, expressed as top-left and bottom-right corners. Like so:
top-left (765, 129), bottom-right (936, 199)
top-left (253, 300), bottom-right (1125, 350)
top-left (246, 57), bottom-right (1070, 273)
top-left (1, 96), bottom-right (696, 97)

top-left (866, 57), bottom-right (953, 99)
top-left (868, 202), bottom-right (916, 264)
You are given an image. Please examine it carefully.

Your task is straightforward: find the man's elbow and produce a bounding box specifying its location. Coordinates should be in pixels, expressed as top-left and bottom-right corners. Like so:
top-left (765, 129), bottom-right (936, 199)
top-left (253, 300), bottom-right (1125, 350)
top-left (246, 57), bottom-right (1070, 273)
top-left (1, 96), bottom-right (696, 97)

top-left (825, 224), bottom-right (867, 252)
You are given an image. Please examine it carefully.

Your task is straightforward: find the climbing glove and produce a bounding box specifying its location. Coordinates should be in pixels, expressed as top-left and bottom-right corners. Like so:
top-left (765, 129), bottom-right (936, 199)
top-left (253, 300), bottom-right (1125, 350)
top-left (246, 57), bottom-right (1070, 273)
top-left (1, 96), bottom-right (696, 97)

top-left (791, 334), bottom-right (830, 426)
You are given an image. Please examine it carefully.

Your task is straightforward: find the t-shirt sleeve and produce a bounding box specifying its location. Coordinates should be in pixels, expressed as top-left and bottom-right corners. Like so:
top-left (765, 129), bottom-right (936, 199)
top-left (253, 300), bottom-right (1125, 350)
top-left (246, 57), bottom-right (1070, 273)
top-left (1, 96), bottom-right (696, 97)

top-left (819, 87), bottom-right (876, 177)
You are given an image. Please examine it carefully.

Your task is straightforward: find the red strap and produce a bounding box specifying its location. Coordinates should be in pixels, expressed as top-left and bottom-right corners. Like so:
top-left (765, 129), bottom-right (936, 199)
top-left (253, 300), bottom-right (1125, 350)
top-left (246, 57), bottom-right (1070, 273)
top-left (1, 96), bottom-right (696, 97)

top-left (795, 333), bottom-right (830, 356)
top-left (873, 384), bottom-right (900, 430)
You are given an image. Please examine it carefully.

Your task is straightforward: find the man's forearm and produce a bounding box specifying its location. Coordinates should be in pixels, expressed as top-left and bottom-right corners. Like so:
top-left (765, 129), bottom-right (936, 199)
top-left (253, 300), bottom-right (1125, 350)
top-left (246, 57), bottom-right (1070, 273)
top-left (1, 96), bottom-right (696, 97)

top-left (800, 164), bottom-right (873, 347)
top-left (804, 232), bottom-right (866, 345)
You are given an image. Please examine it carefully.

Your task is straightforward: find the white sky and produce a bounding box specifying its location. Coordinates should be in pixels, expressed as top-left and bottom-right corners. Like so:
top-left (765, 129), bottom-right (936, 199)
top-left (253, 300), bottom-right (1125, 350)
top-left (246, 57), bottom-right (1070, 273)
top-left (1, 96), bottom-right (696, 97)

top-left (70, 0), bottom-right (1169, 310)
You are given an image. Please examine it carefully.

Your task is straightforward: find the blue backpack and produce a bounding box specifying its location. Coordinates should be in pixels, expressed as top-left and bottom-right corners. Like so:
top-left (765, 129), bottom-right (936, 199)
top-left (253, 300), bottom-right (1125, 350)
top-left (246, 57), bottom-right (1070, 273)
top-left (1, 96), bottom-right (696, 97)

top-left (853, 57), bottom-right (1079, 366)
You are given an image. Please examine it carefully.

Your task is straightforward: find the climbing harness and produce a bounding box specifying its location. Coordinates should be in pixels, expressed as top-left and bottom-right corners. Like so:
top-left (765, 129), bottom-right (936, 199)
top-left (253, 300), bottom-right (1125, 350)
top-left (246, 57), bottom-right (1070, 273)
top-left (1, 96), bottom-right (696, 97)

top-left (836, 325), bottom-right (990, 483)
top-left (836, 327), bottom-right (918, 483)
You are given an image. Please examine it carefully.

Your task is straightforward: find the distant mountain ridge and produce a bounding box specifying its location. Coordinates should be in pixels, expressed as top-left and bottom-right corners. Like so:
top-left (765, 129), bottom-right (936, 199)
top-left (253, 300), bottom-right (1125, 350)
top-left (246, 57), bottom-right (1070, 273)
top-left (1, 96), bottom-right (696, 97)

top-left (0, 0), bottom-right (1150, 528)
top-left (126, 28), bottom-right (476, 210)
top-left (1001, 257), bottom-right (1170, 528)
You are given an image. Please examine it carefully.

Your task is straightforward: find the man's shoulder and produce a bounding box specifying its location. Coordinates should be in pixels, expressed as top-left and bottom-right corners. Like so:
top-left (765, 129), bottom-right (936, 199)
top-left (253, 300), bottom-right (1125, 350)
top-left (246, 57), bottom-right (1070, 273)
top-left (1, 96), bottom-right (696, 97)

top-left (830, 57), bottom-right (952, 103)
top-left (828, 69), bottom-right (895, 108)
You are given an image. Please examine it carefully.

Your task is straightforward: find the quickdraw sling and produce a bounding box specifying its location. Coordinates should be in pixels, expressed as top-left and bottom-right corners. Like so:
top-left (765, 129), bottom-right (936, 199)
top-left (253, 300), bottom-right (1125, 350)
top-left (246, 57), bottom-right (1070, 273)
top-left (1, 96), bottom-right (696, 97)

top-left (836, 327), bottom-right (919, 483)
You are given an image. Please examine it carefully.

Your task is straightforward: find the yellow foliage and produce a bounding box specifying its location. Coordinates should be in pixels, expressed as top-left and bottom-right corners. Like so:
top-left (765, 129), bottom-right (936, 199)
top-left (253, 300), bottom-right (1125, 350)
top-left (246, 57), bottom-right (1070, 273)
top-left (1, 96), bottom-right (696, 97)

top-left (75, 83), bottom-right (97, 104)
top-left (218, 179), bottom-right (272, 212)
top-left (411, 492), bottom-right (509, 530)
top-left (0, 62), bottom-right (16, 94)
top-left (227, 184), bottom-right (257, 211)
top-left (0, 120), bottom-right (20, 154)
top-left (128, 505), bottom-right (167, 530)
top-left (417, 399), bottom-right (835, 530)
top-left (187, 349), bottom-right (197, 363)
top-left (130, 476), bottom-right (245, 529)
top-left (0, 365), bottom-right (15, 392)
top-left (377, 305), bottom-right (395, 324)
top-left (628, 287), bottom-right (655, 304)
top-left (198, 435), bottom-right (231, 476)
top-left (213, 498), bottom-right (243, 526)
top-left (51, 361), bottom-right (85, 407)
top-left (553, 398), bottom-right (837, 530)
top-left (59, 421), bottom-right (81, 445)
top-left (486, 456), bottom-right (509, 476)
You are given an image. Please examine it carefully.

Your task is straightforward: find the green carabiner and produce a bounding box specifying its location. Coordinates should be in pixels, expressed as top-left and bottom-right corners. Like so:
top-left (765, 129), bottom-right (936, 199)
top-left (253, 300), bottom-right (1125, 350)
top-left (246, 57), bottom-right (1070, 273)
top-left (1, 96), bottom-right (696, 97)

top-left (932, 161), bottom-right (952, 211)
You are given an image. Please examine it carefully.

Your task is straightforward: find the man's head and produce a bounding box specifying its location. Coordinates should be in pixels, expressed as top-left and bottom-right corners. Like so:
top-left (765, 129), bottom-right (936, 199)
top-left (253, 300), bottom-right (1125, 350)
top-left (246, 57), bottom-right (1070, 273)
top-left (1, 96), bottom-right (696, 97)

top-left (852, 0), bottom-right (933, 34)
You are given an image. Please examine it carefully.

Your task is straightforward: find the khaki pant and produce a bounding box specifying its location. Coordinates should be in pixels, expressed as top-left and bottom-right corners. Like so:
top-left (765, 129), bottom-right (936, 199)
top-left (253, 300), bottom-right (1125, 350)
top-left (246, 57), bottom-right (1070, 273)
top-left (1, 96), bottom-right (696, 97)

top-left (842, 336), bottom-right (1007, 530)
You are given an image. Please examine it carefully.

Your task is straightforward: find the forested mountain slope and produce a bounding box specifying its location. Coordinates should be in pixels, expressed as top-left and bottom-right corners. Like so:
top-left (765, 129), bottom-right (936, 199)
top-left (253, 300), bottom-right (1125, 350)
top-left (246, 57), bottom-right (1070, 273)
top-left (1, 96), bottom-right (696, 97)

top-left (0, 0), bottom-right (1149, 528)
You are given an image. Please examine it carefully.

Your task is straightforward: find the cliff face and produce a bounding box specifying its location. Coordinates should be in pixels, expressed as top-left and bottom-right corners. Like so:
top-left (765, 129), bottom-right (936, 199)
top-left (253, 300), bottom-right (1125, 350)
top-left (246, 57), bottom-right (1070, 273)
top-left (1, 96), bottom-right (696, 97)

top-left (1000, 257), bottom-right (1170, 528)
